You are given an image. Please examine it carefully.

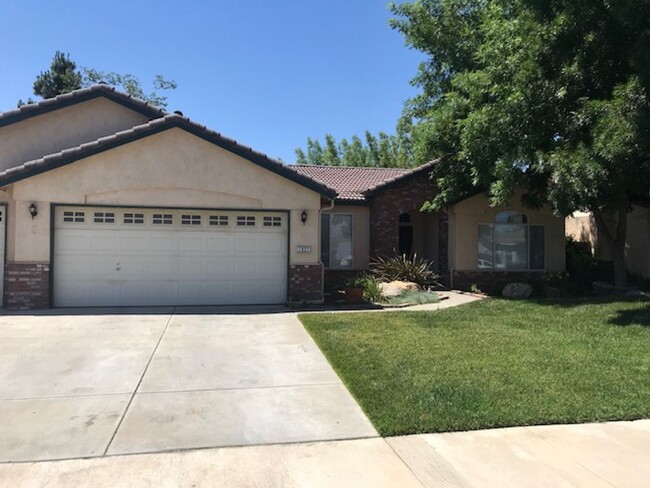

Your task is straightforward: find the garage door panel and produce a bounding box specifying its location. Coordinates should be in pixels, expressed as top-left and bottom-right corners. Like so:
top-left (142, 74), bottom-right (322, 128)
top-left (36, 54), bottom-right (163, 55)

top-left (205, 237), bottom-right (231, 252)
top-left (150, 236), bottom-right (176, 252)
top-left (54, 207), bottom-right (289, 307)
top-left (179, 236), bottom-right (205, 252)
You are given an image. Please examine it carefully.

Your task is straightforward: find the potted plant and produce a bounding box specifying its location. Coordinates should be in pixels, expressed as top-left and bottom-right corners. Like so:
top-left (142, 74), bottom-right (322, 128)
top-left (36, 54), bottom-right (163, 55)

top-left (344, 275), bottom-right (366, 304)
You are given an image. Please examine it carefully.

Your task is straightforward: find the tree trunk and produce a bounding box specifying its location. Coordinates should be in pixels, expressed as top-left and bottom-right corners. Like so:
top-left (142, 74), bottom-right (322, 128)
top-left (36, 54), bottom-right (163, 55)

top-left (592, 205), bottom-right (629, 289)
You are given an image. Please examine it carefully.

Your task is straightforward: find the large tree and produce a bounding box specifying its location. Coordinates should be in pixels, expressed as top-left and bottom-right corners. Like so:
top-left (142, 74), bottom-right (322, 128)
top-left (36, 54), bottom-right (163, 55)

top-left (391, 0), bottom-right (650, 287)
top-left (295, 127), bottom-right (414, 167)
top-left (19, 51), bottom-right (82, 105)
top-left (19, 51), bottom-right (177, 108)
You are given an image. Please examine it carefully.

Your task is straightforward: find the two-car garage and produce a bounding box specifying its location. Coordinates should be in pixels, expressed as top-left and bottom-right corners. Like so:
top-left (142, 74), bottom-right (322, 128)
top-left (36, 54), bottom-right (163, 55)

top-left (52, 206), bottom-right (289, 307)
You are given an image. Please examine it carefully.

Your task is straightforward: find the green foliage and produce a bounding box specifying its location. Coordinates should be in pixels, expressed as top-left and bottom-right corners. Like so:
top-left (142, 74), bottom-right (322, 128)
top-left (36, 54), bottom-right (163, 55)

top-left (371, 253), bottom-right (439, 285)
top-left (361, 275), bottom-right (384, 302)
top-left (390, 0), bottom-right (650, 286)
top-left (26, 51), bottom-right (82, 103)
top-left (19, 51), bottom-right (177, 108)
top-left (80, 69), bottom-right (177, 108)
top-left (295, 129), bottom-right (414, 167)
top-left (344, 274), bottom-right (368, 289)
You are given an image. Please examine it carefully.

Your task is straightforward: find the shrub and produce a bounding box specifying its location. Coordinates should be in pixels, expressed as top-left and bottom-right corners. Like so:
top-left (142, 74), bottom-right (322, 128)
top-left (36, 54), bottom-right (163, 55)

top-left (362, 275), bottom-right (383, 302)
top-left (344, 274), bottom-right (367, 289)
top-left (371, 253), bottom-right (439, 286)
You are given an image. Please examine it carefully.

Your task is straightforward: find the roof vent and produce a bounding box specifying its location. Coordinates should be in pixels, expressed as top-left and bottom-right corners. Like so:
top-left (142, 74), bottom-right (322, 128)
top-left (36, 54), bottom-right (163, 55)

top-left (174, 110), bottom-right (183, 116)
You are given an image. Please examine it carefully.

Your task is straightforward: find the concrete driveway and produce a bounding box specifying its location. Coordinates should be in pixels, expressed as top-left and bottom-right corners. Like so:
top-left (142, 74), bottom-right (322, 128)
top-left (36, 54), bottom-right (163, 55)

top-left (0, 307), bottom-right (376, 463)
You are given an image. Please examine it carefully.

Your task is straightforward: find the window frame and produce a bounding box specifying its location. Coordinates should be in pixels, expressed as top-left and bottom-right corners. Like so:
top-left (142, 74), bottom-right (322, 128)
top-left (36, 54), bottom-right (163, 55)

top-left (321, 213), bottom-right (354, 269)
top-left (477, 218), bottom-right (546, 272)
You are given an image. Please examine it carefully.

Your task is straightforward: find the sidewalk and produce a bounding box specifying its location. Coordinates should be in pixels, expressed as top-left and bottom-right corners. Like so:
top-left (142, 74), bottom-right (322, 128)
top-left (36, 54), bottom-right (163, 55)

top-left (2, 419), bottom-right (648, 487)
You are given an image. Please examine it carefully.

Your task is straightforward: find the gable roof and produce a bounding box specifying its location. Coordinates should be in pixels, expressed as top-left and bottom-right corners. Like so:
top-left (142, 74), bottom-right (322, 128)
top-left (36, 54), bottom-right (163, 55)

top-left (0, 84), bottom-right (166, 128)
top-left (0, 114), bottom-right (337, 198)
top-left (292, 160), bottom-right (439, 203)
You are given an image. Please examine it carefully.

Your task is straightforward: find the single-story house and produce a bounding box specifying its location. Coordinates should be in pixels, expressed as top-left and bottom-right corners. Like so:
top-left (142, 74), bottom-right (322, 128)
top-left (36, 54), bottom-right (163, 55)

top-left (0, 85), bottom-right (566, 309)
top-left (566, 200), bottom-right (650, 281)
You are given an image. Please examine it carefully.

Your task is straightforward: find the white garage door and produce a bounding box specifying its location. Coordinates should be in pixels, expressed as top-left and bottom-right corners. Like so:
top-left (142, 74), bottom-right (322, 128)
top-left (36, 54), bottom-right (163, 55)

top-left (53, 206), bottom-right (288, 307)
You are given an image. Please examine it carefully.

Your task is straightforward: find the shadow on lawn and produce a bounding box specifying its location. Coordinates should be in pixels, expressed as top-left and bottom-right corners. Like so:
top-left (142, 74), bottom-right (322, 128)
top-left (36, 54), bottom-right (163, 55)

top-left (607, 302), bottom-right (650, 326)
top-left (521, 296), bottom-right (650, 327)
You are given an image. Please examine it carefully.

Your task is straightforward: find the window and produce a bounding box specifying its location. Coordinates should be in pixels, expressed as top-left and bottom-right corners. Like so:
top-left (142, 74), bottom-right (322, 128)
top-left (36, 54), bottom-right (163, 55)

top-left (398, 212), bottom-right (413, 255)
top-left (153, 214), bottom-right (173, 225)
top-left (478, 212), bottom-right (544, 270)
top-left (209, 215), bottom-right (229, 226)
top-left (63, 211), bottom-right (85, 223)
top-left (263, 216), bottom-right (282, 227)
top-left (321, 214), bottom-right (353, 268)
top-left (181, 214), bottom-right (201, 225)
top-left (93, 212), bottom-right (115, 223)
top-left (124, 213), bottom-right (144, 224)
top-left (237, 216), bottom-right (256, 226)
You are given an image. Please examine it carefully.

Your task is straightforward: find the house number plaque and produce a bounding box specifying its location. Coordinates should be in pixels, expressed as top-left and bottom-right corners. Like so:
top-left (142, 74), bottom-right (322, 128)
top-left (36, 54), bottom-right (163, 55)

top-left (296, 245), bottom-right (312, 253)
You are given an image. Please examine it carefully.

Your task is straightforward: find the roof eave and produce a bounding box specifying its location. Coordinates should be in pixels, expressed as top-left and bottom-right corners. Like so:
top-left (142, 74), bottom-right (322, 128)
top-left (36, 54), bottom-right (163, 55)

top-left (0, 85), bottom-right (166, 128)
top-left (0, 116), bottom-right (338, 198)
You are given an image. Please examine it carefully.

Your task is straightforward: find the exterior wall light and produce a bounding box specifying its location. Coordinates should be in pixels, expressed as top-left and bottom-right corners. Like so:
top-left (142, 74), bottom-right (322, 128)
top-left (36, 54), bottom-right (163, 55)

top-left (301, 210), bottom-right (307, 225)
top-left (28, 203), bottom-right (38, 219)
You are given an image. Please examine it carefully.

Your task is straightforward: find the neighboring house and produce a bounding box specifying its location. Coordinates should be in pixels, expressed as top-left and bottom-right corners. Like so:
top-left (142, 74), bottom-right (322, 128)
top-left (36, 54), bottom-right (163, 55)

top-left (0, 86), bottom-right (566, 309)
top-left (566, 201), bottom-right (650, 280)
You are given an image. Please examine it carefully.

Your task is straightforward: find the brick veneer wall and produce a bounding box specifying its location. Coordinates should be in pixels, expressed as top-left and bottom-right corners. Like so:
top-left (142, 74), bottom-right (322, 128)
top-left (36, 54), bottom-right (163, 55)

top-left (4, 262), bottom-right (50, 310)
top-left (323, 269), bottom-right (359, 293)
top-left (452, 270), bottom-right (546, 295)
top-left (370, 171), bottom-right (438, 258)
top-left (288, 264), bottom-right (323, 302)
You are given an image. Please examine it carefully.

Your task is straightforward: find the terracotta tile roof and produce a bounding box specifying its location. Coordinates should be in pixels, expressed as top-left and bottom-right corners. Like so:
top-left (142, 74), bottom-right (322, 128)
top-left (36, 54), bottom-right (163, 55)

top-left (0, 114), bottom-right (337, 198)
top-left (0, 84), bottom-right (167, 127)
top-left (292, 161), bottom-right (439, 202)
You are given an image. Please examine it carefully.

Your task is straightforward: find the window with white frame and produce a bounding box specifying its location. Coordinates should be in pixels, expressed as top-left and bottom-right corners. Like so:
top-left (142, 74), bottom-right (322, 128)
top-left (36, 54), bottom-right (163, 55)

top-left (478, 212), bottom-right (545, 270)
top-left (321, 214), bottom-right (353, 268)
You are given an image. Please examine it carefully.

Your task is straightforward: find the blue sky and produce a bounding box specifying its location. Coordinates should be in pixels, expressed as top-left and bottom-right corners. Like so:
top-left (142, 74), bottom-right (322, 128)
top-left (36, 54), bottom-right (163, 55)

top-left (0, 1), bottom-right (422, 162)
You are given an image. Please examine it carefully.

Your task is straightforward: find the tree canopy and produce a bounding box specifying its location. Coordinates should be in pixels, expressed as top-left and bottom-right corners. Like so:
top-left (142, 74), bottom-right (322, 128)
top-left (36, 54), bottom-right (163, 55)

top-left (295, 126), bottom-right (413, 167)
top-left (390, 0), bottom-right (650, 286)
top-left (19, 51), bottom-right (177, 108)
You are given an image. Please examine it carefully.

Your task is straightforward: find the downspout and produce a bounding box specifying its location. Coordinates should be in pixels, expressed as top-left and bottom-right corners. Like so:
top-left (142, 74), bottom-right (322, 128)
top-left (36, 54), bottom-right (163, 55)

top-left (318, 197), bottom-right (335, 303)
top-left (448, 206), bottom-right (455, 290)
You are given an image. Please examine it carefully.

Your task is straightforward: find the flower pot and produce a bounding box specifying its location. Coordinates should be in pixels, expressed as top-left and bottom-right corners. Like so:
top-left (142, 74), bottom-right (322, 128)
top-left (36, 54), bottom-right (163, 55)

top-left (345, 287), bottom-right (364, 304)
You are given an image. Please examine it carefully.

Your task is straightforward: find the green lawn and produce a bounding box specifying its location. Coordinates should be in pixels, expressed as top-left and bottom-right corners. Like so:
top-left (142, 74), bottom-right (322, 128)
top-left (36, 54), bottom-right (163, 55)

top-left (299, 298), bottom-right (650, 435)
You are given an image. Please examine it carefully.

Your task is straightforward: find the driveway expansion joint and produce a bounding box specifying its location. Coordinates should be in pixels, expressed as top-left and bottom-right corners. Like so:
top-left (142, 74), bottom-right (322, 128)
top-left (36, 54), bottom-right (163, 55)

top-left (102, 308), bottom-right (176, 456)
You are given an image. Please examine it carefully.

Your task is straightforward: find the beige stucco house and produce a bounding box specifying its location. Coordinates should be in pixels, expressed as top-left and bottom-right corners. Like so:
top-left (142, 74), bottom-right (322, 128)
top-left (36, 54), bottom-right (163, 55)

top-left (0, 85), bottom-right (566, 309)
top-left (566, 203), bottom-right (650, 280)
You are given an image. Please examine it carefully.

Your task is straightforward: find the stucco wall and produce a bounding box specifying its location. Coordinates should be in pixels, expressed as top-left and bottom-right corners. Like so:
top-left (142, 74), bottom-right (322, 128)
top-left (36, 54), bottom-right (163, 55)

top-left (625, 205), bottom-right (650, 279)
top-left (449, 192), bottom-right (565, 272)
top-left (323, 204), bottom-right (370, 270)
top-left (566, 206), bottom-right (649, 278)
top-left (7, 128), bottom-right (323, 265)
top-left (0, 97), bottom-right (149, 171)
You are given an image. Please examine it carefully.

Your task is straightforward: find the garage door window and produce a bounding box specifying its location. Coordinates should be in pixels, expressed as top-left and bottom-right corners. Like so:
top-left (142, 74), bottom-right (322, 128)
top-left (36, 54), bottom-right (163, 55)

top-left (237, 216), bottom-right (256, 227)
top-left (263, 216), bottom-right (282, 227)
top-left (93, 212), bottom-right (115, 223)
top-left (63, 211), bottom-right (85, 223)
top-left (153, 214), bottom-right (173, 225)
top-left (124, 213), bottom-right (145, 224)
top-left (181, 214), bottom-right (202, 225)
top-left (210, 215), bottom-right (229, 226)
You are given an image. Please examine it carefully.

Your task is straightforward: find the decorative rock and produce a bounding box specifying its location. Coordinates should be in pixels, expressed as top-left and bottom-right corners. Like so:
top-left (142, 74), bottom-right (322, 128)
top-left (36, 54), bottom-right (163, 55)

top-left (378, 281), bottom-right (420, 297)
top-left (502, 282), bottom-right (533, 299)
